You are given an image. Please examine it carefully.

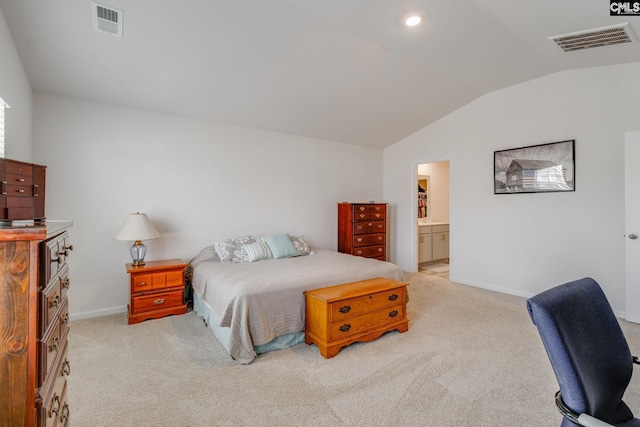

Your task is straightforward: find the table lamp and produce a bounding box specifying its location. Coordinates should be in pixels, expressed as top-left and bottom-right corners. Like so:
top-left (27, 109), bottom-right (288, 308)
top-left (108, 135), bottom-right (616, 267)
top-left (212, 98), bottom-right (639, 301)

top-left (114, 212), bottom-right (160, 266)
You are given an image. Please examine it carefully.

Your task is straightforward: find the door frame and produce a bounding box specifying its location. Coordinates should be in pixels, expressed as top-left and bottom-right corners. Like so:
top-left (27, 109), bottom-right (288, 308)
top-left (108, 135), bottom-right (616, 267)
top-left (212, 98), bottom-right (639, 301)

top-left (413, 158), bottom-right (453, 272)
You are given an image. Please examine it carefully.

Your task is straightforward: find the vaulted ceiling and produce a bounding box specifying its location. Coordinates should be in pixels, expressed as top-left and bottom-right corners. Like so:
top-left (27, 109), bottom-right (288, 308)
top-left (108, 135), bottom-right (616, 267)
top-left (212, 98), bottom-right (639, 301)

top-left (1, 0), bottom-right (639, 148)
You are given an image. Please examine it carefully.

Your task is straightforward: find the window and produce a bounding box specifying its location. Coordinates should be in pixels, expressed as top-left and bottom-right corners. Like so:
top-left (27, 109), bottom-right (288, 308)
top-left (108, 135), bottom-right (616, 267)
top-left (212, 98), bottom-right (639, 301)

top-left (0, 98), bottom-right (7, 158)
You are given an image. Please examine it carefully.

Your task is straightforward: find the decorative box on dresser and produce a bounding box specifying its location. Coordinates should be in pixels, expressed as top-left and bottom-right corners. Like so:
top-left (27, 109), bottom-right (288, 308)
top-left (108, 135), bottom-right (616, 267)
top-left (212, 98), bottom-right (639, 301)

top-left (127, 259), bottom-right (188, 325)
top-left (338, 202), bottom-right (387, 261)
top-left (0, 220), bottom-right (73, 427)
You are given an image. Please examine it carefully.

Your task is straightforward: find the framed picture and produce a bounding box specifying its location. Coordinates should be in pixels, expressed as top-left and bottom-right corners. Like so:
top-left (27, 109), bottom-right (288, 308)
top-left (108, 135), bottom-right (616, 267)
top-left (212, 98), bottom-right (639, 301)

top-left (494, 139), bottom-right (575, 194)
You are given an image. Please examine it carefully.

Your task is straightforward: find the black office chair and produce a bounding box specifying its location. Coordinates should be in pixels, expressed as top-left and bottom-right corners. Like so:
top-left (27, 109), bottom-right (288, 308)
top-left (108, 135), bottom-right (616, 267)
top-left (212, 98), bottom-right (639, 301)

top-left (526, 277), bottom-right (640, 427)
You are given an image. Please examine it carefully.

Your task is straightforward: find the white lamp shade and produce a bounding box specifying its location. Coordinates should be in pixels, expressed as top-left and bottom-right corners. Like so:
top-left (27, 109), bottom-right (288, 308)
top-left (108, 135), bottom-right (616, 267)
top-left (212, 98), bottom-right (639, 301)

top-left (114, 213), bottom-right (160, 241)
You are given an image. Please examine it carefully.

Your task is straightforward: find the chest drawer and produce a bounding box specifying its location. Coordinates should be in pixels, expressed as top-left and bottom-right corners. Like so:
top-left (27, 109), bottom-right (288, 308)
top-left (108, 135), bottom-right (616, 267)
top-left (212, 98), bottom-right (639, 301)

top-left (330, 304), bottom-right (405, 341)
top-left (330, 287), bottom-right (406, 319)
top-left (131, 289), bottom-right (184, 314)
top-left (352, 233), bottom-right (385, 247)
top-left (353, 221), bottom-right (385, 234)
top-left (38, 305), bottom-right (69, 388)
top-left (351, 204), bottom-right (386, 220)
top-left (352, 245), bottom-right (385, 258)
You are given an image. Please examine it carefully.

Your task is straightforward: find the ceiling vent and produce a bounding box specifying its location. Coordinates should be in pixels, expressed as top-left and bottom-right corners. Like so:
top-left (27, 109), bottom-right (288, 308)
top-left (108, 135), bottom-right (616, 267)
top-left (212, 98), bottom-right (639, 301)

top-left (549, 23), bottom-right (635, 52)
top-left (92, 2), bottom-right (123, 37)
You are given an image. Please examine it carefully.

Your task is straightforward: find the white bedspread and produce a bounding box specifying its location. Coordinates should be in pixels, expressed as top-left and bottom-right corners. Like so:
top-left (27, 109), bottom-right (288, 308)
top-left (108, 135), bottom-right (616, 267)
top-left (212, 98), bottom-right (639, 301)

top-left (189, 248), bottom-right (405, 363)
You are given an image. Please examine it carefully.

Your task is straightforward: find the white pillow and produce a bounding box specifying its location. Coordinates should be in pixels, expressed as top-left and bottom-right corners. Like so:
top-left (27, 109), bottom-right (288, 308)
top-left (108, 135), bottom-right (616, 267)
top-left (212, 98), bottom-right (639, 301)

top-left (242, 241), bottom-right (273, 262)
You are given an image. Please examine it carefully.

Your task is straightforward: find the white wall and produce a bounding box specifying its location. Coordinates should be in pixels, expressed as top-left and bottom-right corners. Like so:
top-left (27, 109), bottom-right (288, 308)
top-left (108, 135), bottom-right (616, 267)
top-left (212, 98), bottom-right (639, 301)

top-left (0, 8), bottom-right (32, 161)
top-left (33, 93), bottom-right (383, 319)
top-left (384, 62), bottom-right (640, 314)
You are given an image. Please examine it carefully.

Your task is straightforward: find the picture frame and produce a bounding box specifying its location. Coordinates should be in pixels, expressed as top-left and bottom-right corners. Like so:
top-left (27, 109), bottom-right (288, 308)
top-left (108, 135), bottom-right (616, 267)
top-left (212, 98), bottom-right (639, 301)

top-left (494, 139), bottom-right (575, 194)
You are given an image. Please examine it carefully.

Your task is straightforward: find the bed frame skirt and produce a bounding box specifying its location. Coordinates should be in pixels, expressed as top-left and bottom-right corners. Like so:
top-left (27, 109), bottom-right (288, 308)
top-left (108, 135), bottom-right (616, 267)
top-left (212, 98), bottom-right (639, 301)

top-left (193, 290), bottom-right (304, 358)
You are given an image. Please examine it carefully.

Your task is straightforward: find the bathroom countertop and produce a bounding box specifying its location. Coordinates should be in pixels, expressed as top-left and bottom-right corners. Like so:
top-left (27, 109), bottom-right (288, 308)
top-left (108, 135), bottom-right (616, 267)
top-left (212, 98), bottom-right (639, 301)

top-left (418, 221), bottom-right (449, 227)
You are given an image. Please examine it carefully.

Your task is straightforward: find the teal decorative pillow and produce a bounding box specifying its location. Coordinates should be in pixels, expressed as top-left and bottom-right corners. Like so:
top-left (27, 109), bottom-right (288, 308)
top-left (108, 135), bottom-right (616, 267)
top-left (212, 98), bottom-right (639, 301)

top-left (262, 234), bottom-right (299, 259)
top-left (242, 241), bottom-right (273, 262)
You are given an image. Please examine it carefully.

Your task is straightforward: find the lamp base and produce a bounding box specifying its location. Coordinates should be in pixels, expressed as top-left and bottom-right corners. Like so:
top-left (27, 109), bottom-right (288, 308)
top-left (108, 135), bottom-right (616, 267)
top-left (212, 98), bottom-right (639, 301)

top-left (130, 240), bottom-right (147, 266)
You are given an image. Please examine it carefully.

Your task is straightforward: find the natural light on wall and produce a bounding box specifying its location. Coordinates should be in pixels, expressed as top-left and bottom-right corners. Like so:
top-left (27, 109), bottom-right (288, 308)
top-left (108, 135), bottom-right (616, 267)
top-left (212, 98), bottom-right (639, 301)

top-left (0, 97), bottom-right (7, 158)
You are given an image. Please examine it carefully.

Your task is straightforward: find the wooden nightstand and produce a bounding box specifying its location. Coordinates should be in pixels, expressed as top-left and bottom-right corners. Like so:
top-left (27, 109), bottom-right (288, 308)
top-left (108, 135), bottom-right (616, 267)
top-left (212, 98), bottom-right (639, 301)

top-left (126, 259), bottom-right (188, 325)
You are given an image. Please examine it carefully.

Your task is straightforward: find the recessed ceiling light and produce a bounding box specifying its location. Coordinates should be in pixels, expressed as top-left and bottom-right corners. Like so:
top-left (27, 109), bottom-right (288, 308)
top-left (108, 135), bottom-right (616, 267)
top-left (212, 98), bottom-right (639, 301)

top-left (405, 14), bottom-right (422, 27)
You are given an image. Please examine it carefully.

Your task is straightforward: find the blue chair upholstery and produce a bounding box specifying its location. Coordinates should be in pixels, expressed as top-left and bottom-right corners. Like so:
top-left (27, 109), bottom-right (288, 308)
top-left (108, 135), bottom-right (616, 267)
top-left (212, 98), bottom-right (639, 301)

top-left (527, 277), bottom-right (640, 426)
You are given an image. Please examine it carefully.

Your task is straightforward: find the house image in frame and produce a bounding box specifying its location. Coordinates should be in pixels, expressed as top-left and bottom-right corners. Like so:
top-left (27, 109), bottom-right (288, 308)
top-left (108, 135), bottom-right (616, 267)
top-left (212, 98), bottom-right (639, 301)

top-left (505, 159), bottom-right (571, 192)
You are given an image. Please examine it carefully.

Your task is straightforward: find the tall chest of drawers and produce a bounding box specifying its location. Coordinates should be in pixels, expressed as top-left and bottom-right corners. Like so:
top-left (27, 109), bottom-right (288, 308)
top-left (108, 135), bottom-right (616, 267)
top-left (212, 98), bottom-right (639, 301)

top-left (0, 221), bottom-right (73, 427)
top-left (338, 202), bottom-right (387, 261)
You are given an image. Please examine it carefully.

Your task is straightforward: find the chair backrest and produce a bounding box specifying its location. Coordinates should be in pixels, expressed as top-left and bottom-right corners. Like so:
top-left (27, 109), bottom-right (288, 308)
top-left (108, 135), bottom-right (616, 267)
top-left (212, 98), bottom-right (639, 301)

top-left (526, 277), bottom-right (634, 424)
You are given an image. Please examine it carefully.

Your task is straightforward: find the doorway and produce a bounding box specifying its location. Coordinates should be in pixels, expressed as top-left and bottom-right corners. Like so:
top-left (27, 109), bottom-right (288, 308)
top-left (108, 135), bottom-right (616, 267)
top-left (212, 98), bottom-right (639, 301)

top-left (415, 161), bottom-right (451, 275)
top-left (625, 130), bottom-right (640, 322)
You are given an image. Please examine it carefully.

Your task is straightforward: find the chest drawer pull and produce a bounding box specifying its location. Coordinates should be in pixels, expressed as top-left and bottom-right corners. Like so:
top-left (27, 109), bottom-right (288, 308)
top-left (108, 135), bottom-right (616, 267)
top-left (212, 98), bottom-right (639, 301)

top-left (339, 305), bottom-right (351, 314)
top-left (60, 404), bottom-right (70, 422)
top-left (339, 324), bottom-right (351, 332)
top-left (61, 359), bottom-right (71, 376)
top-left (62, 278), bottom-right (70, 289)
top-left (63, 313), bottom-right (70, 324)
top-left (388, 294), bottom-right (398, 302)
top-left (48, 394), bottom-right (61, 418)
top-left (49, 336), bottom-right (60, 353)
top-left (154, 298), bottom-right (165, 305)
top-left (389, 310), bottom-right (399, 318)
top-left (52, 254), bottom-right (64, 264)
top-left (17, 178), bottom-right (25, 182)
top-left (1, 181), bottom-right (6, 195)
top-left (50, 294), bottom-right (60, 308)
top-left (33, 184), bottom-right (39, 196)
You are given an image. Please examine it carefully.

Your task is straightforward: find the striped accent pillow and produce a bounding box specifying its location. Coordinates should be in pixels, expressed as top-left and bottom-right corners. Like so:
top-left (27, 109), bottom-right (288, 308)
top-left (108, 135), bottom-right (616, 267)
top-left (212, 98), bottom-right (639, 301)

top-left (242, 241), bottom-right (273, 262)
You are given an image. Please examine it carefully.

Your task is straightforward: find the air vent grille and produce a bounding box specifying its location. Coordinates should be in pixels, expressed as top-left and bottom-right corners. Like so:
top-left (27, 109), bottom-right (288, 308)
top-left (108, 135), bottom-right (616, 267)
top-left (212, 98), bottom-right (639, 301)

top-left (549, 23), bottom-right (635, 52)
top-left (92, 2), bottom-right (123, 37)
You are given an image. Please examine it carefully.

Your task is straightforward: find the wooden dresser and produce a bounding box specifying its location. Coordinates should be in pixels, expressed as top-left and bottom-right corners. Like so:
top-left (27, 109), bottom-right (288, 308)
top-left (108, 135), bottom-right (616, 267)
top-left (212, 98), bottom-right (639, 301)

top-left (304, 277), bottom-right (408, 358)
top-left (338, 202), bottom-right (387, 261)
top-left (0, 158), bottom-right (46, 222)
top-left (0, 220), bottom-right (73, 427)
top-left (127, 259), bottom-right (188, 325)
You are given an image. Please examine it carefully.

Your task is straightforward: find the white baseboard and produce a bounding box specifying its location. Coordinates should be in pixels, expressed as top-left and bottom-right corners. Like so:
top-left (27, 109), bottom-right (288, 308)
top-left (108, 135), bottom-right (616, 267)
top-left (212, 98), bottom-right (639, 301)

top-left (70, 305), bottom-right (127, 322)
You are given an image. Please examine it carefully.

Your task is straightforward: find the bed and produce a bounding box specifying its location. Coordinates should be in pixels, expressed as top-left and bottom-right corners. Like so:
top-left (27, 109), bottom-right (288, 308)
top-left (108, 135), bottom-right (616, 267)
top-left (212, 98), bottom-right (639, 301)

top-left (188, 243), bottom-right (405, 364)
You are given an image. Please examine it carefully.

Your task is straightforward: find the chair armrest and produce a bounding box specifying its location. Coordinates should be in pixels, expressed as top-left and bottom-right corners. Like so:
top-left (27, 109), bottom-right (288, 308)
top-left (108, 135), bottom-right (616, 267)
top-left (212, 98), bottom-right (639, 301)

top-left (555, 392), bottom-right (614, 427)
top-left (633, 355), bottom-right (640, 365)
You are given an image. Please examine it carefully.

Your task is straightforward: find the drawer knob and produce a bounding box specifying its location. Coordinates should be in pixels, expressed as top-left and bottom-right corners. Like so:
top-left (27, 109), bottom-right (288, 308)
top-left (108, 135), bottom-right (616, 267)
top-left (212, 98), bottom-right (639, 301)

top-left (64, 244), bottom-right (74, 252)
top-left (339, 305), bottom-right (351, 314)
top-left (154, 298), bottom-right (165, 305)
top-left (388, 294), bottom-right (398, 302)
top-left (49, 336), bottom-right (60, 353)
top-left (60, 403), bottom-right (70, 422)
top-left (17, 189), bottom-right (25, 193)
top-left (140, 281), bottom-right (149, 287)
top-left (17, 178), bottom-right (25, 182)
top-left (52, 255), bottom-right (64, 264)
top-left (48, 394), bottom-right (61, 418)
top-left (339, 324), bottom-right (351, 332)
top-left (61, 359), bottom-right (71, 376)
top-left (389, 310), bottom-right (399, 318)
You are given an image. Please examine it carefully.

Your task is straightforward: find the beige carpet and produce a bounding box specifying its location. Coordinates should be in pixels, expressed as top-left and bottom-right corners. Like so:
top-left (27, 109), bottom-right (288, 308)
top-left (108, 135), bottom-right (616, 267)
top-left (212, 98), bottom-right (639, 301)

top-left (68, 273), bottom-right (640, 426)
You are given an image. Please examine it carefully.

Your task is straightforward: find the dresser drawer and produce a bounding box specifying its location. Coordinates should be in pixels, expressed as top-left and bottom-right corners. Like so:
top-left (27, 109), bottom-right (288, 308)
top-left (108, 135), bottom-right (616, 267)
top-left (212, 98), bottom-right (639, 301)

top-left (330, 287), bottom-right (406, 319)
top-left (131, 289), bottom-right (184, 314)
top-left (352, 233), bottom-right (385, 247)
top-left (41, 265), bottom-right (69, 336)
top-left (37, 349), bottom-right (69, 427)
top-left (38, 314), bottom-right (67, 387)
top-left (40, 232), bottom-right (69, 286)
top-left (330, 304), bottom-right (405, 341)
top-left (353, 221), bottom-right (385, 234)
top-left (353, 245), bottom-right (385, 258)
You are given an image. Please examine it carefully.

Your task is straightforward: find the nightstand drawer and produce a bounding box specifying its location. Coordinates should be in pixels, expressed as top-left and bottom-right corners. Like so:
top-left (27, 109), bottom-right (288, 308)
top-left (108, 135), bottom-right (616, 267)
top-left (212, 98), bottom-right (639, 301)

top-left (131, 289), bottom-right (184, 314)
top-left (132, 270), bottom-right (184, 292)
